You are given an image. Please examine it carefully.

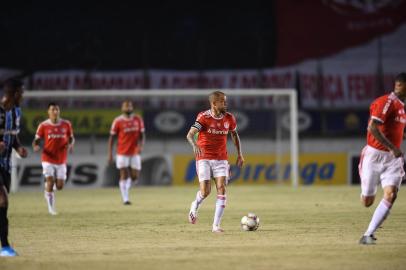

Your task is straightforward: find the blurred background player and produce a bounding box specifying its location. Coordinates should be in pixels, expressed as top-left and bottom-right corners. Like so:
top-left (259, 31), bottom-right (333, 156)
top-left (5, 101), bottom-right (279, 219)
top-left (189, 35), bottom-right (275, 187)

top-left (33, 102), bottom-right (74, 215)
top-left (186, 91), bottom-right (244, 233)
top-left (108, 100), bottom-right (145, 205)
top-left (0, 78), bottom-right (27, 257)
top-left (358, 72), bottom-right (406, 245)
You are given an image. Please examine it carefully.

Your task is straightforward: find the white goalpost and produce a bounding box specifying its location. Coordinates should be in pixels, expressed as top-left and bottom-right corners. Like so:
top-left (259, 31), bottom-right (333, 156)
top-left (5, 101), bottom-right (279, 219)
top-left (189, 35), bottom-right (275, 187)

top-left (13, 89), bottom-right (299, 191)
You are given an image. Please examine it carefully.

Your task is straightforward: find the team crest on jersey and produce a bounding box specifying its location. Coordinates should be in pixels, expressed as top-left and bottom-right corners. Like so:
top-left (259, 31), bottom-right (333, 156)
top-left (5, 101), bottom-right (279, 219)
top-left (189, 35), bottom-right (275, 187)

top-left (61, 128), bottom-right (66, 132)
top-left (224, 122), bottom-right (229, 129)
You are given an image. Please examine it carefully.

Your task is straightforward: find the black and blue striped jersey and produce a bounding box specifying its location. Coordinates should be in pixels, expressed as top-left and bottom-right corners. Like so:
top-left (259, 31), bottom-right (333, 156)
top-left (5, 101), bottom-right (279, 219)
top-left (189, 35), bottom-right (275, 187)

top-left (0, 106), bottom-right (22, 173)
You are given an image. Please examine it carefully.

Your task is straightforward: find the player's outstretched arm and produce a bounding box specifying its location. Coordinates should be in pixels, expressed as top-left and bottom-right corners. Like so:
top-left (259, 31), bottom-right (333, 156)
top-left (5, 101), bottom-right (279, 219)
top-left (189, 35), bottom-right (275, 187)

top-left (230, 130), bottom-right (244, 167)
top-left (107, 135), bottom-right (115, 163)
top-left (186, 127), bottom-right (202, 157)
top-left (368, 119), bottom-right (402, 157)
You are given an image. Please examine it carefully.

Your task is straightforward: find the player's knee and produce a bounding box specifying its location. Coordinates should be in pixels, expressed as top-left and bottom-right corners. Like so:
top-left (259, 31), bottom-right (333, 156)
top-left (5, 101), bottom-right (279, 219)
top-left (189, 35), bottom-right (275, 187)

top-left (384, 190), bottom-right (397, 203)
top-left (131, 173), bottom-right (139, 181)
top-left (361, 196), bottom-right (374, 207)
top-left (201, 189), bottom-right (210, 198)
top-left (363, 200), bottom-right (374, 207)
top-left (217, 185), bottom-right (226, 195)
top-left (56, 182), bottom-right (64, 190)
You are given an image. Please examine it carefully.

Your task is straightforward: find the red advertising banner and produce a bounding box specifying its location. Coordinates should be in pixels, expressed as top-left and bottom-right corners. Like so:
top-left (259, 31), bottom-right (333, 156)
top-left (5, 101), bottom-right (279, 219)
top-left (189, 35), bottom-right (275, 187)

top-left (275, 0), bottom-right (406, 66)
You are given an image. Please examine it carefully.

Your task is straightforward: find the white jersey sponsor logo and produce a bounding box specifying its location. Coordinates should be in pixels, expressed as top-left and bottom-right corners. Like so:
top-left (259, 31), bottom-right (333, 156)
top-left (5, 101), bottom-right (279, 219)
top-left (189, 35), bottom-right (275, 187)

top-left (207, 129), bottom-right (228, 135)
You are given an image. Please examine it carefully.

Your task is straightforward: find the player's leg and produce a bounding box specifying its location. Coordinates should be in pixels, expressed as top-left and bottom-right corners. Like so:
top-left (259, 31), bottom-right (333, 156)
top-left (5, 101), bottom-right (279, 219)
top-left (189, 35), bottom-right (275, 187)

top-left (42, 163), bottom-right (57, 215)
top-left (44, 176), bottom-right (57, 215)
top-left (46, 164), bottom-right (67, 214)
top-left (0, 170), bottom-right (18, 256)
top-left (360, 151), bottom-right (403, 245)
top-left (363, 185), bottom-right (397, 241)
top-left (116, 155), bottom-right (130, 204)
top-left (55, 164), bottom-right (67, 191)
top-left (129, 154), bottom-right (141, 184)
top-left (0, 184), bottom-right (10, 250)
top-left (189, 160), bottom-right (211, 224)
top-left (189, 180), bottom-right (211, 224)
top-left (0, 184), bottom-right (17, 256)
top-left (212, 176), bottom-right (226, 232)
top-left (359, 147), bottom-right (379, 208)
top-left (125, 155), bottom-right (141, 204)
top-left (212, 160), bottom-right (229, 232)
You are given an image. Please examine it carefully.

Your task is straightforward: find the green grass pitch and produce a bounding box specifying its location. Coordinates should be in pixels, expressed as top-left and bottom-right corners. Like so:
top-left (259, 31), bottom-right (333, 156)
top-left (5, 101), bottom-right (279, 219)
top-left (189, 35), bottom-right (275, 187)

top-left (1, 186), bottom-right (406, 270)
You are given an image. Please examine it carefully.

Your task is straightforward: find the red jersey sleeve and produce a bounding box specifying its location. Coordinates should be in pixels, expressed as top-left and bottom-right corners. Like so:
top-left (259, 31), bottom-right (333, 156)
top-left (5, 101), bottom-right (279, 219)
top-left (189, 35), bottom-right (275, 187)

top-left (35, 123), bottom-right (44, 139)
top-left (229, 114), bottom-right (237, 131)
top-left (370, 97), bottom-right (392, 123)
top-left (192, 112), bottom-right (207, 131)
top-left (110, 118), bottom-right (119, 135)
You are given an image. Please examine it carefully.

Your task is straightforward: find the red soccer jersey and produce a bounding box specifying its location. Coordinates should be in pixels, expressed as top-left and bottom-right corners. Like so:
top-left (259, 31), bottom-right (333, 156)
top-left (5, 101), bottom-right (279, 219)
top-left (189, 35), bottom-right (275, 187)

top-left (367, 92), bottom-right (406, 151)
top-left (35, 119), bottom-right (74, 164)
top-left (192, 110), bottom-right (237, 160)
top-left (110, 114), bottom-right (145, 155)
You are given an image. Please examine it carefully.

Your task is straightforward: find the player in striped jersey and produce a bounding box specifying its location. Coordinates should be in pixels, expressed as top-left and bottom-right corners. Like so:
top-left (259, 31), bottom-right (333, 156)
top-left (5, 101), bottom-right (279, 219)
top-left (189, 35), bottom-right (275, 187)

top-left (0, 78), bottom-right (27, 257)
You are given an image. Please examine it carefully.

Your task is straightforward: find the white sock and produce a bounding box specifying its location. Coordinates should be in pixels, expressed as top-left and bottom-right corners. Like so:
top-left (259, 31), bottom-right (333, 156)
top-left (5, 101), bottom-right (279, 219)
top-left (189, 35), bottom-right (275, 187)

top-left (213, 194), bottom-right (226, 228)
top-left (192, 191), bottom-right (205, 212)
top-left (44, 191), bottom-right (55, 212)
top-left (126, 178), bottom-right (132, 201)
top-left (119, 180), bottom-right (128, 202)
top-left (364, 199), bottom-right (392, 236)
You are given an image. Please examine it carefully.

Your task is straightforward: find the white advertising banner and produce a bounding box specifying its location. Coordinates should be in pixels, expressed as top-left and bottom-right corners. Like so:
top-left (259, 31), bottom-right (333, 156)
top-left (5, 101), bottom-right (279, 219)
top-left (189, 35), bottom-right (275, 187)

top-left (16, 153), bottom-right (172, 189)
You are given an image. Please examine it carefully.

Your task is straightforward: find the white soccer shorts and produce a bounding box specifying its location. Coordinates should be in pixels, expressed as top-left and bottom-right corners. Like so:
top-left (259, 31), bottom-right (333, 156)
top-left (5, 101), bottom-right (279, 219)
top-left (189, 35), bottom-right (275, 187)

top-left (42, 162), bottom-right (67, 180)
top-left (196, 159), bottom-right (230, 183)
top-left (116, 154), bottom-right (142, 170)
top-left (358, 145), bottom-right (405, 197)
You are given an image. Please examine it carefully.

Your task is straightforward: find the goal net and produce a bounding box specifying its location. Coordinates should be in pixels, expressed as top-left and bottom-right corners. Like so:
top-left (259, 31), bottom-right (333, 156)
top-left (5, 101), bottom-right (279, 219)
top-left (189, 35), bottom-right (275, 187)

top-left (13, 89), bottom-right (298, 191)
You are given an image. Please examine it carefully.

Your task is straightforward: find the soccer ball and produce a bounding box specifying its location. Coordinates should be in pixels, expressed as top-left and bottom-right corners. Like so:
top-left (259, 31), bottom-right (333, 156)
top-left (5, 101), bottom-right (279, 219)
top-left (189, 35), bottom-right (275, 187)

top-left (241, 213), bottom-right (259, 231)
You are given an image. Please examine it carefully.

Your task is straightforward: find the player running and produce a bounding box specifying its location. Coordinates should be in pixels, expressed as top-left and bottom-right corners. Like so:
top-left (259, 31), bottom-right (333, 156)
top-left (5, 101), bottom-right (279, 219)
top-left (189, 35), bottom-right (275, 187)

top-left (108, 100), bottom-right (145, 205)
top-left (0, 78), bottom-right (27, 257)
top-left (358, 72), bottom-right (406, 245)
top-left (187, 91), bottom-right (244, 233)
top-left (33, 103), bottom-right (74, 215)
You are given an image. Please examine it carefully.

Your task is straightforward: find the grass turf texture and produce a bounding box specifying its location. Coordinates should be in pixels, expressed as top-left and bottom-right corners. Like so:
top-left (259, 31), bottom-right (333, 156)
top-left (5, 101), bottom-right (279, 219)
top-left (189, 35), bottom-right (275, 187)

top-left (1, 186), bottom-right (406, 270)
